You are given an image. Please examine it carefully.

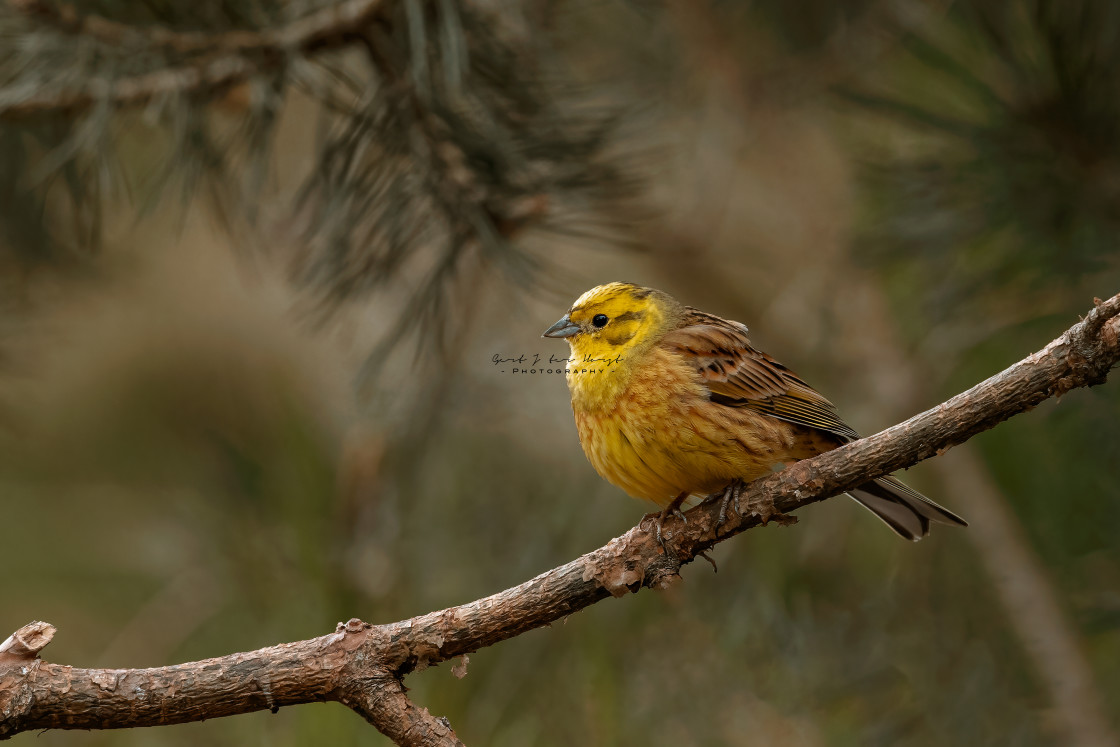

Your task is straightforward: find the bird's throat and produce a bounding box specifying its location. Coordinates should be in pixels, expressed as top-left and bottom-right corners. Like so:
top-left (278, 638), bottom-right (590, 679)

top-left (565, 339), bottom-right (635, 413)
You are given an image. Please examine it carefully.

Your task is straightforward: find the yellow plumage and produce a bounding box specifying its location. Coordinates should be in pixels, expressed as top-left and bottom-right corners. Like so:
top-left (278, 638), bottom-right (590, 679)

top-left (574, 344), bottom-right (812, 503)
top-left (543, 282), bottom-right (966, 541)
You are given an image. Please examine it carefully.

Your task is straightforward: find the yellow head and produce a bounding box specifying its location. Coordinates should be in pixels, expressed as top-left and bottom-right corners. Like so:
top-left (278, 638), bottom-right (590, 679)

top-left (542, 282), bottom-right (681, 358)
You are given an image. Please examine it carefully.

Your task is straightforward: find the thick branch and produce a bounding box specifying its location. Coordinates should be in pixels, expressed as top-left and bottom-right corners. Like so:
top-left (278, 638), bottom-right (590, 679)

top-left (2, 292), bottom-right (1118, 743)
top-left (0, 619), bottom-right (462, 744)
top-left (0, 0), bottom-right (388, 118)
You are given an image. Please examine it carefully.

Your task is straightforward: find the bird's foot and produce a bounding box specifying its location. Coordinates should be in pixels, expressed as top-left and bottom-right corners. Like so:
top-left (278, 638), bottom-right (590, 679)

top-left (703, 480), bottom-right (798, 528)
top-left (641, 491), bottom-right (690, 552)
top-left (701, 479), bottom-right (745, 528)
top-left (642, 505), bottom-right (687, 549)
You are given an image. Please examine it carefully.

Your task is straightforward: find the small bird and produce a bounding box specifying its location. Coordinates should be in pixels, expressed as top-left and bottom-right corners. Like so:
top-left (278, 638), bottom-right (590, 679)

top-left (543, 282), bottom-right (966, 541)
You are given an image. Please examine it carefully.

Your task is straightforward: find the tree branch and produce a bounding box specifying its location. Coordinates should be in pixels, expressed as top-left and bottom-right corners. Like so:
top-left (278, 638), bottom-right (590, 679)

top-left (2, 292), bottom-right (1118, 743)
top-left (0, 622), bottom-right (54, 667)
top-left (0, 0), bottom-right (389, 118)
top-left (9, 0), bottom-right (385, 55)
top-left (340, 669), bottom-right (464, 747)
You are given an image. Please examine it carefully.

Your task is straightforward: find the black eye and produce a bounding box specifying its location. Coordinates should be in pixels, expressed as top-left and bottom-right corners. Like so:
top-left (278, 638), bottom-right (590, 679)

top-left (592, 314), bottom-right (609, 328)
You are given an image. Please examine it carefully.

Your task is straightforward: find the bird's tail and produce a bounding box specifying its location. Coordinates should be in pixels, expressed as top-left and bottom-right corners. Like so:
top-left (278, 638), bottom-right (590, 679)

top-left (847, 476), bottom-right (967, 541)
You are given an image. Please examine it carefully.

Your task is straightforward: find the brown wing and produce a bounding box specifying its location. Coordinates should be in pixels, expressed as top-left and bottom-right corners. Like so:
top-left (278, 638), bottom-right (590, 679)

top-left (659, 308), bottom-right (860, 443)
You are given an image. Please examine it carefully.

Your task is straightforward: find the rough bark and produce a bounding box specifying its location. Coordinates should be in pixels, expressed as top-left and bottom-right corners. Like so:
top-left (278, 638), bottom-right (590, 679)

top-left (2, 292), bottom-right (1119, 744)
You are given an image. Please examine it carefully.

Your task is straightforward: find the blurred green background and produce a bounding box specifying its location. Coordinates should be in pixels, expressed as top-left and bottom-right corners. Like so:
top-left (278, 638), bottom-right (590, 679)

top-left (2, 1), bottom-right (1119, 745)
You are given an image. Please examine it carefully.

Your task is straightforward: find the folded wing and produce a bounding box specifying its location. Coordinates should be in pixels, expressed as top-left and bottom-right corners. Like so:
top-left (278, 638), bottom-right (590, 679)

top-left (659, 308), bottom-right (966, 540)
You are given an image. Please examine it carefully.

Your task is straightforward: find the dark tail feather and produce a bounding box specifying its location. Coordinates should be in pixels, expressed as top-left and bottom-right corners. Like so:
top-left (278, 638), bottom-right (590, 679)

top-left (847, 476), bottom-right (967, 541)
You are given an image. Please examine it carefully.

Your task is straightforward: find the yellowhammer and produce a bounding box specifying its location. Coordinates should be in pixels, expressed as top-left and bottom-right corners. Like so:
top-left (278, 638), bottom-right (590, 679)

top-left (543, 282), bottom-right (966, 541)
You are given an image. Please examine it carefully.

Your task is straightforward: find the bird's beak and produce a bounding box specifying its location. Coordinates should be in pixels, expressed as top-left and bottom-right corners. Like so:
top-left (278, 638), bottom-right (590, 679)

top-left (542, 314), bottom-right (581, 339)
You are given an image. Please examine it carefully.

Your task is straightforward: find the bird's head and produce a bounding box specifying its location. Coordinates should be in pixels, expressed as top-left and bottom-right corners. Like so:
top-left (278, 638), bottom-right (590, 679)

top-left (542, 282), bottom-right (680, 359)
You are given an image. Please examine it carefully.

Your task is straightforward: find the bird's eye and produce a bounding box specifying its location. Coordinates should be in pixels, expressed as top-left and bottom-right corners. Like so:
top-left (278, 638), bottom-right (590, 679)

top-left (592, 314), bottom-right (609, 328)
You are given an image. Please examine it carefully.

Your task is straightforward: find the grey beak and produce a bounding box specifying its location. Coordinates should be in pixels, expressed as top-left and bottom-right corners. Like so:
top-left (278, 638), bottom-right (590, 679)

top-left (542, 314), bottom-right (581, 339)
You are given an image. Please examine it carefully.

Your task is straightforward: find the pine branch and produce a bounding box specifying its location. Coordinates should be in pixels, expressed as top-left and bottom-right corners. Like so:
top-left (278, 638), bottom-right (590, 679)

top-left (0, 0), bottom-right (390, 118)
top-left (2, 291), bottom-right (1118, 744)
top-left (9, 0), bottom-right (383, 55)
top-left (0, 0), bottom-right (635, 341)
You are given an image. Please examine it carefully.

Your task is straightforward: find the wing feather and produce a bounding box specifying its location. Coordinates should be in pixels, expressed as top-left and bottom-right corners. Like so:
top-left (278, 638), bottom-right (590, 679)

top-left (659, 308), bottom-right (860, 442)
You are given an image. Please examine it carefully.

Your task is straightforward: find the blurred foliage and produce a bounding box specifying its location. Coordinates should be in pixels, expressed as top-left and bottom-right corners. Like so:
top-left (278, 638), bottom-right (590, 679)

top-left (1, 0), bottom-right (1120, 745)
top-left (845, 1), bottom-right (1120, 326)
top-left (0, 0), bottom-right (637, 347)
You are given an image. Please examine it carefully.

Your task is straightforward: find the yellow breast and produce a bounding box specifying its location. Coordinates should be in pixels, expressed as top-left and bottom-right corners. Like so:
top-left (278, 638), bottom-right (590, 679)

top-left (569, 347), bottom-right (811, 507)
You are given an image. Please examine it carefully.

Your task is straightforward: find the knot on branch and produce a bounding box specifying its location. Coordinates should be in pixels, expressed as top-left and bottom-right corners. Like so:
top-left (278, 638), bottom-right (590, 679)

top-left (579, 531), bottom-right (684, 597)
top-left (1065, 296), bottom-right (1120, 390)
top-left (0, 622), bottom-right (55, 667)
top-left (337, 618), bottom-right (373, 636)
top-left (0, 622), bottom-right (56, 740)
